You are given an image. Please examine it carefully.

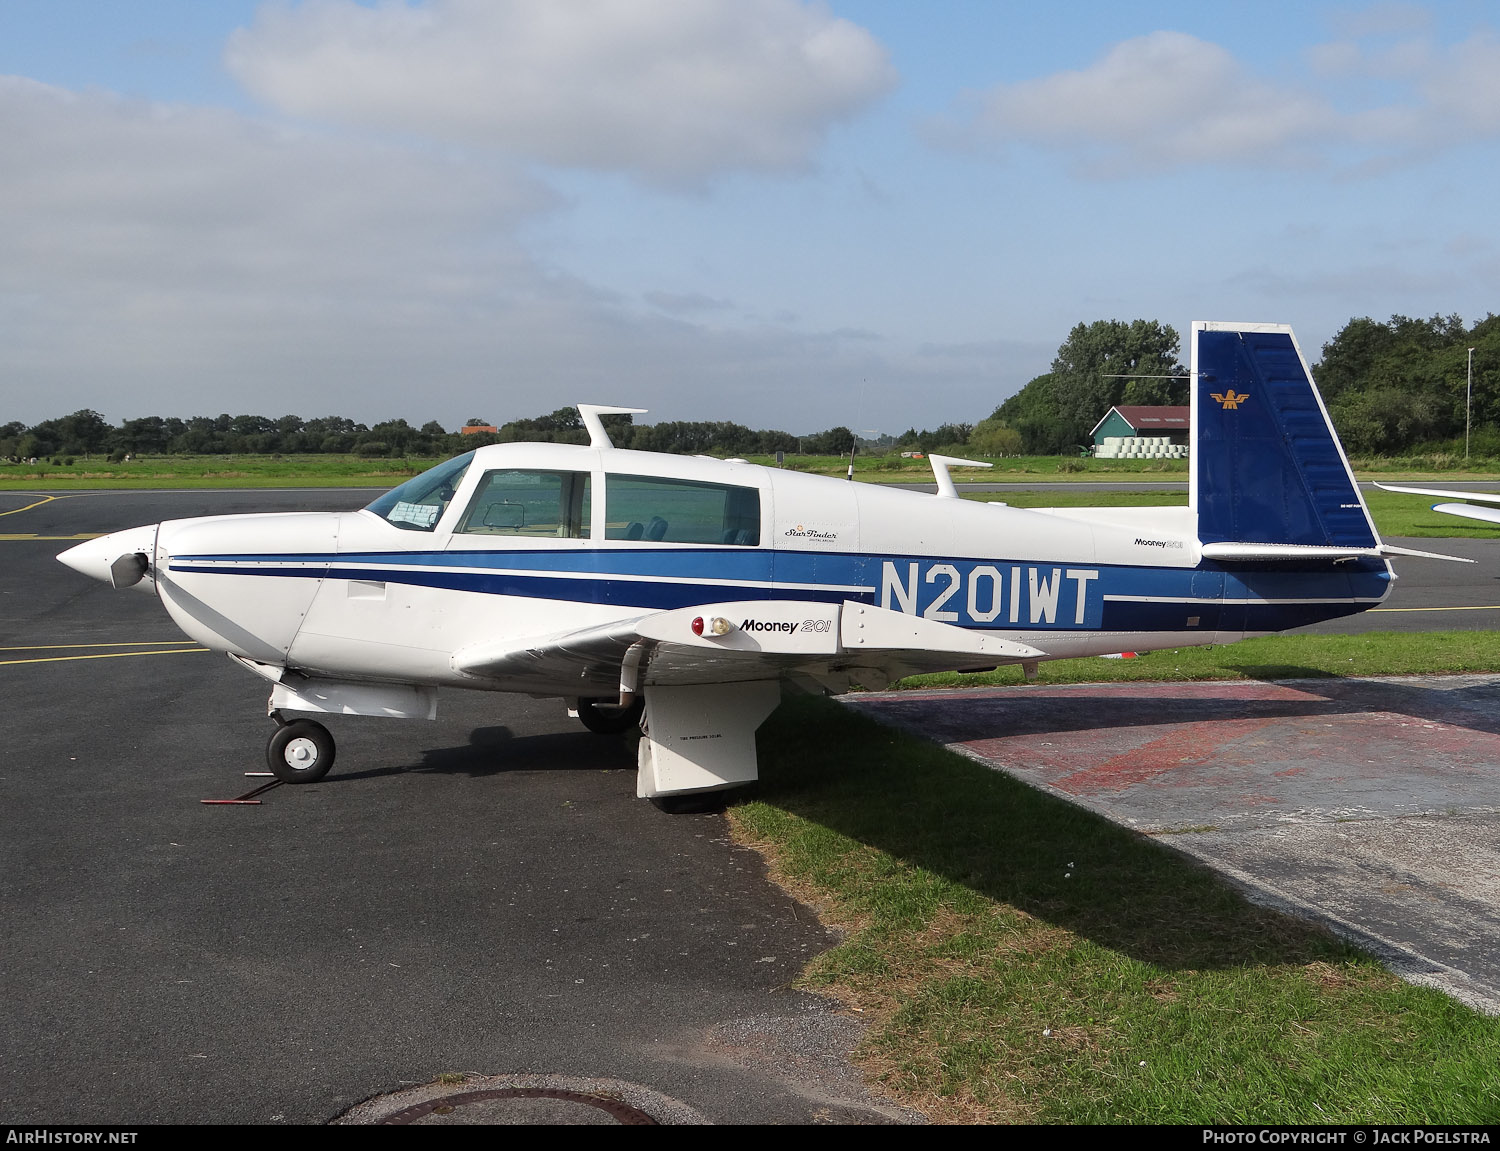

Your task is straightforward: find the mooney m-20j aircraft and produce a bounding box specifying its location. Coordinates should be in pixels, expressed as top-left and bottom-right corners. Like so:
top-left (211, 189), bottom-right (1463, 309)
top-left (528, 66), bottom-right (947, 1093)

top-left (59, 322), bottom-right (1455, 805)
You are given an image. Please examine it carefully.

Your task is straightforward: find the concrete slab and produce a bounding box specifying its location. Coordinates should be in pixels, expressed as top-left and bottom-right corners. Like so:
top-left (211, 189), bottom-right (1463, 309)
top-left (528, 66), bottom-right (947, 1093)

top-left (847, 674), bottom-right (1500, 1014)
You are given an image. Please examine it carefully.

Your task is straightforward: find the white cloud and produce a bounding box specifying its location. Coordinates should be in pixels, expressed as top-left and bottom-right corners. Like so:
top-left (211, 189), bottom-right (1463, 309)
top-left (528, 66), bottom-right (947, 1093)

top-left (0, 76), bottom-right (981, 434)
top-left (224, 0), bottom-right (896, 183)
top-left (946, 31), bottom-right (1335, 174)
top-left (1326, 2), bottom-right (1433, 40)
top-left (1417, 31), bottom-right (1500, 134)
top-left (942, 25), bottom-right (1500, 176)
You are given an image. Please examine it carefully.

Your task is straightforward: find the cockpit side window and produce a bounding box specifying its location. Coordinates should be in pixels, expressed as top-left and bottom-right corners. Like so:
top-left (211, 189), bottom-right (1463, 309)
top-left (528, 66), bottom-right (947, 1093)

top-left (604, 474), bottom-right (760, 545)
top-left (456, 470), bottom-right (592, 538)
top-left (364, 451), bottom-right (475, 531)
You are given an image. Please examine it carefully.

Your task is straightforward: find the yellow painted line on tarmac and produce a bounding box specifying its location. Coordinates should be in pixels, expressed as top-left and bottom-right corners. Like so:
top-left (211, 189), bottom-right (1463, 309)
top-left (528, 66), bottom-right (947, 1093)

top-left (0, 641), bottom-right (203, 651)
top-left (1369, 605), bottom-right (1500, 613)
top-left (0, 533), bottom-right (101, 541)
top-left (0, 647), bottom-right (209, 667)
top-left (0, 494), bottom-right (69, 517)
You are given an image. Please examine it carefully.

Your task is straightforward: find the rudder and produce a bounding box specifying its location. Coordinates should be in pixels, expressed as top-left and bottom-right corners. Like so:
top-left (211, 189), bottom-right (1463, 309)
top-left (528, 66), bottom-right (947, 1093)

top-left (1192, 322), bottom-right (1375, 548)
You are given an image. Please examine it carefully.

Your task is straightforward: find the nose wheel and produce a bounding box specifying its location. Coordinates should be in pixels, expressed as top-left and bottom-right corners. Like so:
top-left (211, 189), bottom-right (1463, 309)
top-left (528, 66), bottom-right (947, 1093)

top-left (266, 719), bottom-right (336, 783)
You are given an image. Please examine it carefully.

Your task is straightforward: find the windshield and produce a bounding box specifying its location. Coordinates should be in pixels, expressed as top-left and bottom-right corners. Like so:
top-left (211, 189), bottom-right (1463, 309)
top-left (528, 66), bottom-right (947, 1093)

top-left (364, 451), bottom-right (475, 531)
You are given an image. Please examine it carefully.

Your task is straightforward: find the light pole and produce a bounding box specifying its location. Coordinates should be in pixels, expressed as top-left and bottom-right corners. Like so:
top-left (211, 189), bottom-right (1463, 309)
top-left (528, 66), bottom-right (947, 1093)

top-left (1467, 347), bottom-right (1477, 460)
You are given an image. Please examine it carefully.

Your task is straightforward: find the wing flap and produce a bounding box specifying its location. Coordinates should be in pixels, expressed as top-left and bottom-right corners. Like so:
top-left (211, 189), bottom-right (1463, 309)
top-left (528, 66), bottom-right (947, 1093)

top-left (452, 615), bottom-right (645, 687)
top-left (453, 599), bottom-right (1046, 693)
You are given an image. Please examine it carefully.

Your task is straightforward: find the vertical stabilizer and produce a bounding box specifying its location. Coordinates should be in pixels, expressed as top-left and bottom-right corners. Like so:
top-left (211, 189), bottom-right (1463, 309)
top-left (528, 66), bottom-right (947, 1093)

top-left (1192, 322), bottom-right (1376, 548)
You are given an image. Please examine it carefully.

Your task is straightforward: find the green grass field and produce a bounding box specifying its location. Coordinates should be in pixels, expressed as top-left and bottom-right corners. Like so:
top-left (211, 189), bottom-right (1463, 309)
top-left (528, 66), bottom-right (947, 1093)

top-left (737, 666), bottom-right (1500, 1123)
top-left (897, 630), bottom-right (1500, 689)
top-left (0, 454), bottom-right (438, 488)
top-left (967, 488), bottom-right (1498, 539)
top-left (2, 451), bottom-right (1496, 537)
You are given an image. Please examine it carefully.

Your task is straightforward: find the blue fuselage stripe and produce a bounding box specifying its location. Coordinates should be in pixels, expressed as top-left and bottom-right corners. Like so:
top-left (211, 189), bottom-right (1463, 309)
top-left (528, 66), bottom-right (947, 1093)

top-left (167, 546), bottom-right (1392, 633)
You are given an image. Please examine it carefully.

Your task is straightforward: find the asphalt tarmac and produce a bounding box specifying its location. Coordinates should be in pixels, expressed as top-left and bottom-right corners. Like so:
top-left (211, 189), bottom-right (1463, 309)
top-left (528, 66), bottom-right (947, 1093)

top-left (0, 490), bottom-right (913, 1126)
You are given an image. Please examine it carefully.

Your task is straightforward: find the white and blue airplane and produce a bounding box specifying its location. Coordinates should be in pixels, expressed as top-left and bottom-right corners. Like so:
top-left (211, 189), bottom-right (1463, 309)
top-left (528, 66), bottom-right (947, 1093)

top-left (58, 322), bottom-right (1453, 806)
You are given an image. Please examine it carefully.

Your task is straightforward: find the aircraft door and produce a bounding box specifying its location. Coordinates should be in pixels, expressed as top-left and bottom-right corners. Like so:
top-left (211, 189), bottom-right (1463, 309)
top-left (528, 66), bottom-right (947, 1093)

top-left (769, 478), bottom-right (860, 605)
top-left (1194, 567), bottom-right (1245, 643)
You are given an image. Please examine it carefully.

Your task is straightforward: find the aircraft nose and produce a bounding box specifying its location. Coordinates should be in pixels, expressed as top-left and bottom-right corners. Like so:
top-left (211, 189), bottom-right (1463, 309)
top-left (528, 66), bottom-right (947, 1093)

top-left (57, 524), bottom-right (159, 589)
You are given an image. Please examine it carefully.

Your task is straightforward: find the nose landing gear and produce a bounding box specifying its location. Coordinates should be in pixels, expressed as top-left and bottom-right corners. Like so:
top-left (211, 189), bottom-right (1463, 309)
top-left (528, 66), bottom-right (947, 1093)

top-left (575, 696), bottom-right (645, 735)
top-left (266, 716), bottom-right (336, 783)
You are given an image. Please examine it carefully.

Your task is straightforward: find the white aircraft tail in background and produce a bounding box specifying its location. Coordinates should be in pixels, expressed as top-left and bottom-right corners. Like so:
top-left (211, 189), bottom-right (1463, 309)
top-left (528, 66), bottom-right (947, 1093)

top-left (1375, 482), bottom-right (1500, 527)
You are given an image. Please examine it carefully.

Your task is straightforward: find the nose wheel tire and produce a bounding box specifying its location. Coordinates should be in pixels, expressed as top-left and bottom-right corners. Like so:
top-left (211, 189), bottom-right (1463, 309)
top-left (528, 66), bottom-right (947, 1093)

top-left (576, 697), bottom-right (645, 735)
top-left (267, 719), bottom-right (336, 783)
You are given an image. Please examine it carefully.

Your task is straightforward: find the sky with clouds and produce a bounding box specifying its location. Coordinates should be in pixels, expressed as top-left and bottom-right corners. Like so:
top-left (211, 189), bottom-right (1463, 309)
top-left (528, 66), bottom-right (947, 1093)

top-left (2, 0), bottom-right (1498, 435)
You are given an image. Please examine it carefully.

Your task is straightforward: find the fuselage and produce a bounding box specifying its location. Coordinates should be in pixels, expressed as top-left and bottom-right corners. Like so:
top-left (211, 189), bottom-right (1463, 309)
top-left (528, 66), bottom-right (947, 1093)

top-left (59, 441), bottom-right (1393, 697)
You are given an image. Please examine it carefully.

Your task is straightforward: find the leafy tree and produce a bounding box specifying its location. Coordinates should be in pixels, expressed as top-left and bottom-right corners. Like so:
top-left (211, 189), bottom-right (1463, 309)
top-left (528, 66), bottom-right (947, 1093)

top-left (969, 416), bottom-right (1022, 457)
top-left (1048, 319), bottom-right (1185, 436)
top-left (30, 409), bottom-right (112, 456)
top-left (800, 426), bottom-right (855, 455)
top-left (1316, 314), bottom-right (1500, 452)
top-left (992, 320), bottom-right (1184, 454)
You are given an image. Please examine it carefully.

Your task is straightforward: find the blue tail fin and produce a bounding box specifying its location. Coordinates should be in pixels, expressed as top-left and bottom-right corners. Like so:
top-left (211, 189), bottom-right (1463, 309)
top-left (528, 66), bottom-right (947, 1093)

top-left (1192, 322), bottom-right (1376, 548)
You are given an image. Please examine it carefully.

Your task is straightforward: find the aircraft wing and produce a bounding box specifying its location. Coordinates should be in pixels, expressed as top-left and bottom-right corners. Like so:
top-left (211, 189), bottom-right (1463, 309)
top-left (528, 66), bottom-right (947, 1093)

top-left (1429, 501), bottom-right (1500, 526)
top-left (1374, 483), bottom-right (1500, 504)
top-left (1372, 483), bottom-right (1500, 533)
top-left (452, 599), bottom-right (1046, 694)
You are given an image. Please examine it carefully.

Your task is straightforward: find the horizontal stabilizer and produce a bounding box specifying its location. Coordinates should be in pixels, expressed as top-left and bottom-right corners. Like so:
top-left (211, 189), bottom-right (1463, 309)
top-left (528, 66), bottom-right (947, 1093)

top-left (1201, 541), bottom-right (1473, 564)
top-left (1201, 542), bottom-right (1377, 562)
top-left (1379, 541), bottom-right (1477, 562)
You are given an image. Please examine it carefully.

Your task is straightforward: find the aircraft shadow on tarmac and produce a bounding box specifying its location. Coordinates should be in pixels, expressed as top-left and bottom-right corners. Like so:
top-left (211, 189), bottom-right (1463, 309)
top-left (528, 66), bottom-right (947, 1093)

top-left (868, 674), bottom-right (1500, 744)
top-left (823, 676), bottom-right (1500, 970)
top-left (1228, 668), bottom-right (1500, 736)
top-left (758, 698), bottom-right (1345, 973)
top-left (324, 725), bottom-right (637, 782)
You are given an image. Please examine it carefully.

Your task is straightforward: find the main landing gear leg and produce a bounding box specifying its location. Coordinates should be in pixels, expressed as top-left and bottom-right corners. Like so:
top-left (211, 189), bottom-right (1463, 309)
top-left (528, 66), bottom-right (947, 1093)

top-left (266, 716), bottom-right (337, 784)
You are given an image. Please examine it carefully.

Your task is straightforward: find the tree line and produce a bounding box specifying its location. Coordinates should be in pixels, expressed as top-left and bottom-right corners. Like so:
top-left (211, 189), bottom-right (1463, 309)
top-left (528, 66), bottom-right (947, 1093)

top-left (0, 407), bottom-right (873, 462)
top-left (984, 313), bottom-right (1500, 457)
top-left (7, 312), bottom-right (1498, 462)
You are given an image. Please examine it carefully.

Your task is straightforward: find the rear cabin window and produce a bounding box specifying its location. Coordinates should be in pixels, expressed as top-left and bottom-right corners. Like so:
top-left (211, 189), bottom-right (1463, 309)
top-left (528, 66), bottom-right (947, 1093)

top-left (605, 475), bottom-right (760, 545)
top-left (456, 469), bottom-right (591, 538)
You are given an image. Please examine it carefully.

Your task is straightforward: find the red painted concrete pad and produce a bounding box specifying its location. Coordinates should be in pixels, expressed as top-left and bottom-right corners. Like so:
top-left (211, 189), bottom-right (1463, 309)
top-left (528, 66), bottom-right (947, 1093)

top-left (847, 675), bottom-right (1500, 1012)
top-left (849, 676), bottom-right (1500, 833)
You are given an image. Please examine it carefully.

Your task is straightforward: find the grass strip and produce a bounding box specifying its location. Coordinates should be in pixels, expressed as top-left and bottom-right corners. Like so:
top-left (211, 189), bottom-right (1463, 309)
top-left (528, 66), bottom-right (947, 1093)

top-left (735, 693), bottom-right (1500, 1123)
top-left (4, 455), bottom-right (1492, 537)
top-left (0, 455), bottom-right (440, 489)
top-left (967, 488), bottom-right (1500, 539)
top-left (897, 631), bottom-right (1500, 689)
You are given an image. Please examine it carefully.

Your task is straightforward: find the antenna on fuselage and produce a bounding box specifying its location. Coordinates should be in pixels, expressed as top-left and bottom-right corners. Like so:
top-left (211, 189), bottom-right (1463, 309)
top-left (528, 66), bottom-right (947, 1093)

top-left (577, 404), bottom-right (647, 449)
top-left (927, 454), bottom-right (993, 498)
